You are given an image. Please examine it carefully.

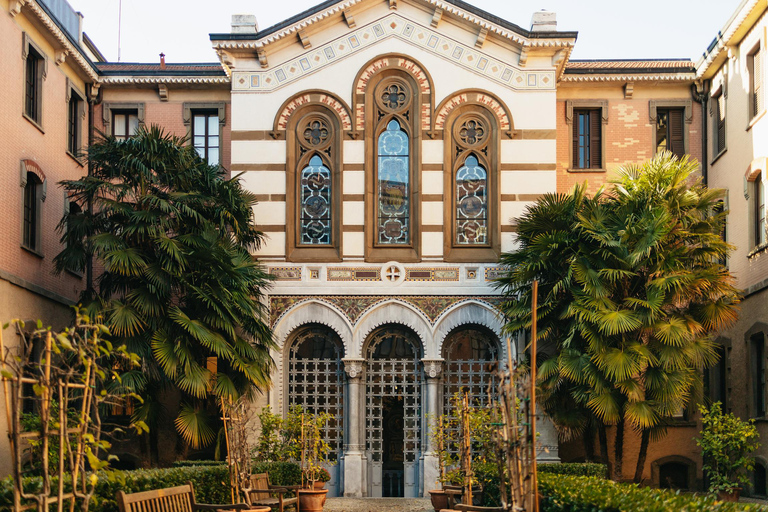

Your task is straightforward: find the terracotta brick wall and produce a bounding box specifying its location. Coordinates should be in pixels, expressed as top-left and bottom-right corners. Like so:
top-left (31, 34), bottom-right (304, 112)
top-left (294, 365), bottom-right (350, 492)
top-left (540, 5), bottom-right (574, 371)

top-left (556, 86), bottom-right (703, 195)
top-left (0, 4), bottom-right (88, 304)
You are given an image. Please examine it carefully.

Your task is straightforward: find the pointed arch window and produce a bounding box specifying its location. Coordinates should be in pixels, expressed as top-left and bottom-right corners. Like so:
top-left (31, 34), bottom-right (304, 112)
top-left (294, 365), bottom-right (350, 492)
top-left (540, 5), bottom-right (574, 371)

top-left (377, 119), bottom-right (410, 244)
top-left (444, 109), bottom-right (499, 261)
top-left (286, 109), bottom-right (342, 262)
top-left (364, 73), bottom-right (421, 263)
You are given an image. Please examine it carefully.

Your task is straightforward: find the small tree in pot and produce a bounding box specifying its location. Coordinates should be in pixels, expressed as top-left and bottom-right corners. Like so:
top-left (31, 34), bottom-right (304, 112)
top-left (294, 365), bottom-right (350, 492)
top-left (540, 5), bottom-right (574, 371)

top-left (294, 407), bottom-right (331, 512)
top-left (696, 402), bottom-right (760, 501)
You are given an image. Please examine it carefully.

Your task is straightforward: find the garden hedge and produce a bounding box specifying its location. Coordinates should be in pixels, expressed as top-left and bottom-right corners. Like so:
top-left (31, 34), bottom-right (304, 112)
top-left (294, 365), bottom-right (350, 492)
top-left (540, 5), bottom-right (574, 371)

top-left (0, 466), bottom-right (231, 512)
top-left (539, 474), bottom-right (768, 512)
top-left (251, 461), bottom-right (302, 486)
top-left (538, 462), bottom-right (607, 478)
top-left (171, 460), bottom-right (227, 467)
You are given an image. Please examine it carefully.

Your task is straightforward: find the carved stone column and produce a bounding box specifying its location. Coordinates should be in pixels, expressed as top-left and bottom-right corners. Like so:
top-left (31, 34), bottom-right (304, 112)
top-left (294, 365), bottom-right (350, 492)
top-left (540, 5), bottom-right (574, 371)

top-left (343, 358), bottom-right (365, 497)
top-left (421, 359), bottom-right (443, 495)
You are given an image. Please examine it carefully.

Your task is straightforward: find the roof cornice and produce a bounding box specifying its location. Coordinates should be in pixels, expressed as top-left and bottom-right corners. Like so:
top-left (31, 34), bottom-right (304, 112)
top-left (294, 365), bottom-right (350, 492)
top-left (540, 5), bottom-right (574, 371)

top-left (99, 76), bottom-right (231, 85)
top-left (24, 0), bottom-right (99, 81)
top-left (210, 0), bottom-right (577, 50)
top-left (696, 0), bottom-right (767, 79)
top-left (561, 73), bottom-right (696, 84)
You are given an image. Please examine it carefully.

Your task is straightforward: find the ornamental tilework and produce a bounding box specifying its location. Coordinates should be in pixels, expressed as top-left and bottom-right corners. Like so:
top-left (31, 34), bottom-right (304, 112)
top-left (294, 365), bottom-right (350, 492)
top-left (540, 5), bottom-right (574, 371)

top-left (269, 294), bottom-right (503, 327)
top-left (484, 267), bottom-right (507, 281)
top-left (404, 268), bottom-right (459, 281)
top-left (269, 266), bottom-right (302, 281)
top-left (232, 13), bottom-right (554, 94)
top-left (327, 267), bottom-right (382, 281)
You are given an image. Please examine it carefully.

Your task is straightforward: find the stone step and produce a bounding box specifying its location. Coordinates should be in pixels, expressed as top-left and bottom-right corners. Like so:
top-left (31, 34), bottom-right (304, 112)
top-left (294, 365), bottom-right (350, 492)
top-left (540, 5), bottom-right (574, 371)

top-left (324, 497), bottom-right (433, 512)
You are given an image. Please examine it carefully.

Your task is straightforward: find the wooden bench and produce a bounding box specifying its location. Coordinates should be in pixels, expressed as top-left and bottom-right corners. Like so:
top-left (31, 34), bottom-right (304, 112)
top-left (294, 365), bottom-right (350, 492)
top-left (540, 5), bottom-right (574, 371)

top-left (116, 482), bottom-right (251, 512)
top-left (243, 473), bottom-right (299, 512)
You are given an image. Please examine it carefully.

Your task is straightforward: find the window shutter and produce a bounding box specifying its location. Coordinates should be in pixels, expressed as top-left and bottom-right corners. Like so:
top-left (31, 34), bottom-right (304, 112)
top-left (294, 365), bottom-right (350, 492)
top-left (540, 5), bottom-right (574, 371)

top-left (755, 47), bottom-right (763, 116)
top-left (589, 110), bottom-right (601, 169)
top-left (572, 113), bottom-right (580, 168)
top-left (669, 109), bottom-right (685, 157)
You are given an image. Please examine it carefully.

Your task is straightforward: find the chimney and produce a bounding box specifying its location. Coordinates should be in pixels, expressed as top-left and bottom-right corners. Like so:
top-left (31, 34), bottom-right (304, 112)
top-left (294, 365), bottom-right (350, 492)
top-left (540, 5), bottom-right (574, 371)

top-left (231, 14), bottom-right (258, 34)
top-left (77, 11), bottom-right (84, 44)
top-left (160, 53), bottom-right (166, 69)
top-left (530, 10), bottom-right (557, 32)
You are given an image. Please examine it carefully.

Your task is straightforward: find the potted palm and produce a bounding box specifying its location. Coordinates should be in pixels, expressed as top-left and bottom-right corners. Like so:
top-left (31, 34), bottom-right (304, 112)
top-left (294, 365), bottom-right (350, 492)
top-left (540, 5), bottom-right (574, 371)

top-left (295, 408), bottom-right (332, 512)
top-left (696, 402), bottom-right (760, 502)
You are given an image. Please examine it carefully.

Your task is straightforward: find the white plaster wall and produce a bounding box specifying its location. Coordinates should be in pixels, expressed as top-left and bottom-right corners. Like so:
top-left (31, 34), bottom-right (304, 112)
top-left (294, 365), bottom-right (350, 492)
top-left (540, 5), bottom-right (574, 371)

top-left (501, 170), bottom-right (556, 194)
top-left (232, 140), bottom-right (286, 163)
top-left (343, 170), bottom-right (366, 194)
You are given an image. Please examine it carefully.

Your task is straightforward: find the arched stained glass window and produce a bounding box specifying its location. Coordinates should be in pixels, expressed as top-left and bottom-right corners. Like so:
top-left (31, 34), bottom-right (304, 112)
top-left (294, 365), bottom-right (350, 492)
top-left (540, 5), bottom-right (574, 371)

top-left (377, 119), bottom-right (410, 245)
top-left (300, 154), bottom-right (332, 245)
top-left (455, 155), bottom-right (488, 245)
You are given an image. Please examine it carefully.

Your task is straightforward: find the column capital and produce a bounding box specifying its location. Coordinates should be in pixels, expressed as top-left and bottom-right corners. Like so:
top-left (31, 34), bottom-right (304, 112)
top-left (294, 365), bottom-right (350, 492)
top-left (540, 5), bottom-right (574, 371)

top-left (421, 359), bottom-right (444, 379)
top-left (342, 358), bottom-right (365, 379)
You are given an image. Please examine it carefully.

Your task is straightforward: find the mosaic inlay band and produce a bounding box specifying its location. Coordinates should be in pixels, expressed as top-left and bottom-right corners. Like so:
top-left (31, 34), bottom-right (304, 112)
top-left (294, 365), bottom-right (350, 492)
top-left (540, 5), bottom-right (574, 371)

top-left (232, 14), bottom-right (555, 94)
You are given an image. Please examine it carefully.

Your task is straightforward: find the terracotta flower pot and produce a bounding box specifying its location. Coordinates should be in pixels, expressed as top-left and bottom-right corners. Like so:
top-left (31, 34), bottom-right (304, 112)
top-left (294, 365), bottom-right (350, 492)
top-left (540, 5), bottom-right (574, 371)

top-left (717, 487), bottom-right (742, 502)
top-left (298, 489), bottom-right (328, 512)
top-left (313, 480), bottom-right (326, 490)
top-left (429, 489), bottom-right (449, 512)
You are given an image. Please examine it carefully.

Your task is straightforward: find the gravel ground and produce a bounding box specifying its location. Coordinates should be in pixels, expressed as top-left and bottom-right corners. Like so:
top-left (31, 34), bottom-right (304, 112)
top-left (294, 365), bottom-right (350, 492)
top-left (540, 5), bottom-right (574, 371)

top-left (324, 497), bottom-right (433, 512)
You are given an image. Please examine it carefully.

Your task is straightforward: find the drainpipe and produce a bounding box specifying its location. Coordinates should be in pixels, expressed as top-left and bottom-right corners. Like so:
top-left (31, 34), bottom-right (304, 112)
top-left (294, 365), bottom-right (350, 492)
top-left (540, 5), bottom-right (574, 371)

top-left (691, 79), bottom-right (710, 185)
top-left (85, 82), bottom-right (102, 299)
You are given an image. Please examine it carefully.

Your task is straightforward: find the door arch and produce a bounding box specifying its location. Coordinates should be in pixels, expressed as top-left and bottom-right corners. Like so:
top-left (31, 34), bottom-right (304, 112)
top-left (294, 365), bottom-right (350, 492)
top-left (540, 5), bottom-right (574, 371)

top-left (441, 325), bottom-right (500, 453)
top-left (364, 324), bottom-right (423, 497)
top-left (287, 324), bottom-right (345, 466)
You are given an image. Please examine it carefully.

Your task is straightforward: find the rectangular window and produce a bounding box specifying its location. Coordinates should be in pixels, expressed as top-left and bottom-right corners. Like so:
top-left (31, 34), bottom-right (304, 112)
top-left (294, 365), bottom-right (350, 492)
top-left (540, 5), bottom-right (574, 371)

top-left (713, 91), bottom-right (726, 156)
top-left (705, 345), bottom-right (728, 410)
top-left (23, 173), bottom-right (40, 251)
top-left (749, 45), bottom-right (763, 120)
top-left (655, 108), bottom-right (685, 157)
top-left (751, 333), bottom-right (765, 418)
top-left (572, 109), bottom-right (601, 169)
top-left (112, 110), bottom-right (139, 141)
top-left (25, 47), bottom-right (43, 124)
top-left (67, 90), bottom-right (83, 155)
top-left (192, 111), bottom-right (220, 165)
top-left (757, 177), bottom-right (766, 247)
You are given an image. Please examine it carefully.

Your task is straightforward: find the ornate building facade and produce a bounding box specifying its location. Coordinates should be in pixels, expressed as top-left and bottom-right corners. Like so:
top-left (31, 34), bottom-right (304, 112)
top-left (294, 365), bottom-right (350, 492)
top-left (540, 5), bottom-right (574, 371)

top-left (210, 2), bottom-right (571, 496)
top-left (3, 0), bottom-right (768, 498)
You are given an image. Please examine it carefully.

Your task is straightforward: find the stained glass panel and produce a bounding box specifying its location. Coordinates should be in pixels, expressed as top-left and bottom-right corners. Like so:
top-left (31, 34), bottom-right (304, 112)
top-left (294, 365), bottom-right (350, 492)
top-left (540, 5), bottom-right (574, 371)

top-left (300, 154), bottom-right (332, 244)
top-left (455, 155), bottom-right (488, 245)
top-left (377, 120), bottom-right (410, 244)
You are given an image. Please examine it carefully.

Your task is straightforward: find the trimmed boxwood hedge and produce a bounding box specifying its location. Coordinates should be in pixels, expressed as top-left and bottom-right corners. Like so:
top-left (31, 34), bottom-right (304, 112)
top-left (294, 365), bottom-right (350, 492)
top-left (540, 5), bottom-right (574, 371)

top-left (538, 462), bottom-right (607, 478)
top-left (0, 466), bottom-right (231, 512)
top-left (251, 461), bottom-right (302, 486)
top-left (171, 460), bottom-right (227, 467)
top-left (539, 474), bottom-right (768, 512)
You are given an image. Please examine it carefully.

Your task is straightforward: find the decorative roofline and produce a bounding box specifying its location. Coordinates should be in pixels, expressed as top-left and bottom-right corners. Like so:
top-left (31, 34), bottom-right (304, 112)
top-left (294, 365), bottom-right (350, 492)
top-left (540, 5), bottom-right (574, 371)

top-left (560, 72), bottom-right (696, 83)
top-left (210, 0), bottom-right (577, 50)
top-left (99, 76), bottom-right (231, 85)
top-left (24, 0), bottom-right (99, 81)
top-left (696, 0), bottom-right (765, 79)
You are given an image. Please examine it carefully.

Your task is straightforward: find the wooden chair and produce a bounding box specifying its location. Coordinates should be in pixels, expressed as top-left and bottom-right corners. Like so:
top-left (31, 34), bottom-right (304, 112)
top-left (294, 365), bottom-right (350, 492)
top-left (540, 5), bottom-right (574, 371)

top-left (243, 473), bottom-right (299, 512)
top-left (116, 482), bottom-right (250, 512)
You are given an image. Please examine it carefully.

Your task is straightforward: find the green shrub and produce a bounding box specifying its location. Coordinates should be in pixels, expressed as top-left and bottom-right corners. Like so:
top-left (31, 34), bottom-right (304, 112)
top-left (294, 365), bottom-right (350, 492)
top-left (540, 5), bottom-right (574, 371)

top-left (251, 461), bottom-right (302, 486)
top-left (171, 460), bottom-right (227, 467)
top-left (538, 462), bottom-right (607, 478)
top-left (0, 466), bottom-right (231, 512)
top-left (539, 474), bottom-right (768, 512)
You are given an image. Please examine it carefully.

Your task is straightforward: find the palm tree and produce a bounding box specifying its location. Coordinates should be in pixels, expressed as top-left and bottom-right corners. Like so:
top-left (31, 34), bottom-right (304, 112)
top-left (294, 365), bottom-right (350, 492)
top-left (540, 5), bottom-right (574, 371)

top-left (55, 126), bottom-right (275, 453)
top-left (496, 152), bottom-right (740, 482)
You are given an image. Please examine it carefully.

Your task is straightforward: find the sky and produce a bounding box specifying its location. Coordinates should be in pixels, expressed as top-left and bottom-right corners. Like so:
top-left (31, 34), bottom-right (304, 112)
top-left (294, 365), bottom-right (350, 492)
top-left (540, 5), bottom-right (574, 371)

top-left (67, 0), bottom-right (742, 64)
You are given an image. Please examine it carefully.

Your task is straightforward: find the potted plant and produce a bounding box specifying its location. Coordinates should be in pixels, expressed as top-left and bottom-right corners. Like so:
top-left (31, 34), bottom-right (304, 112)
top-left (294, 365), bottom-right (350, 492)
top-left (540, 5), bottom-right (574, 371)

top-left (696, 402), bottom-right (760, 502)
top-left (314, 467), bottom-right (331, 489)
top-left (428, 413), bottom-right (450, 512)
top-left (295, 408), bottom-right (331, 512)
